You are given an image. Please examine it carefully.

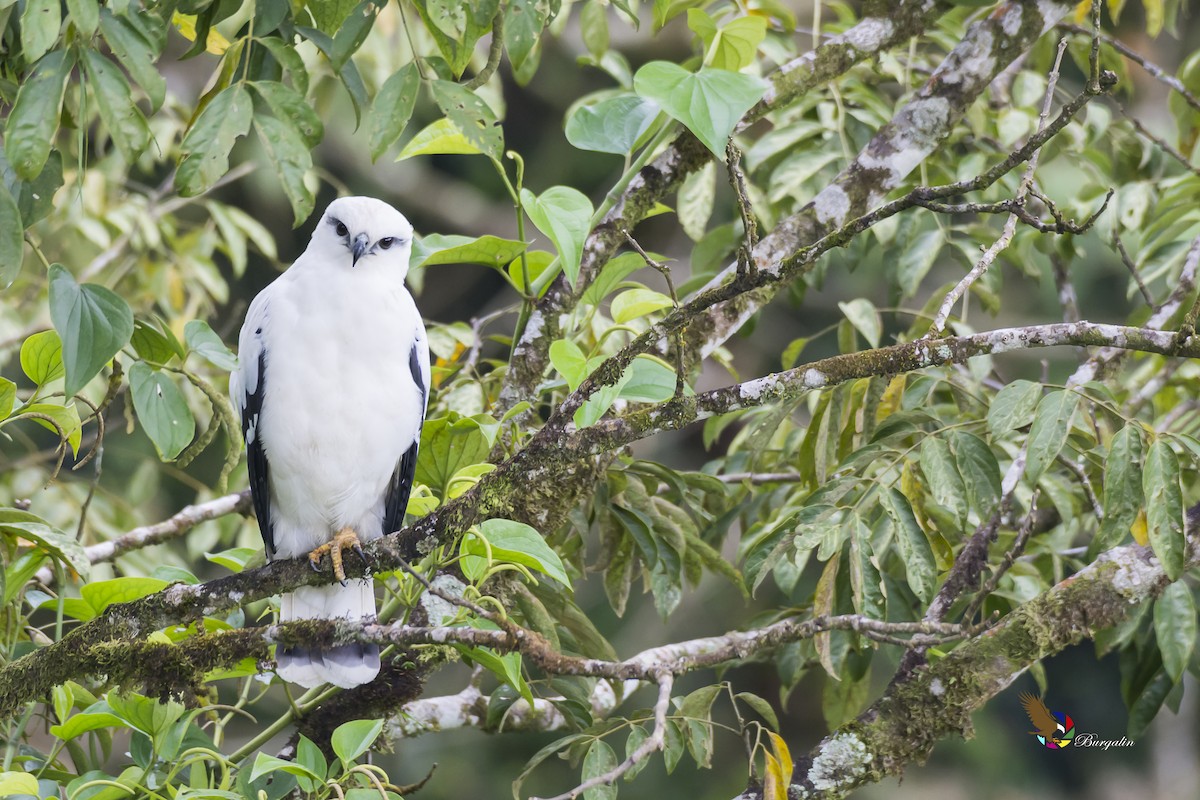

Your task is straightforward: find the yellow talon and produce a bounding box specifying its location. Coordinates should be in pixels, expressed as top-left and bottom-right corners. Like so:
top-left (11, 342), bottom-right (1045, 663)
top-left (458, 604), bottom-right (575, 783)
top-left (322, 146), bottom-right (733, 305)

top-left (308, 527), bottom-right (364, 584)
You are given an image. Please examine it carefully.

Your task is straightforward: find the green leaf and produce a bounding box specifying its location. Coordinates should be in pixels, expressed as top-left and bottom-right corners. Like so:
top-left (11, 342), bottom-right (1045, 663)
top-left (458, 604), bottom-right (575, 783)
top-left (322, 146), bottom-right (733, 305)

top-left (398, 117), bottom-right (483, 159)
top-left (48, 264), bottom-right (134, 396)
top-left (581, 740), bottom-right (618, 800)
top-left (130, 319), bottom-right (184, 365)
top-left (580, 252), bottom-right (648, 305)
top-left (411, 234), bottom-right (527, 271)
top-left (249, 753), bottom-right (323, 783)
top-left (426, 0), bottom-right (466, 38)
top-left (254, 111), bottom-right (316, 226)
top-left (471, 518), bottom-right (571, 587)
top-left (0, 378), bottom-right (15, 419)
top-left (128, 362), bottom-right (196, 461)
top-left (0, 515), bottom-right (88, 579)
top-left (5, 49), bottom-right (74, 180)
top-left (948, 431), bottom-right (1001, 518)
top-left (686, 8), bottom-right (767, 70)
top-left (0, 178), bottom-right (23, 289)
top-left (178, 84), bottom-right (253, 197)
top-left (549, 339), bottom-right (588, 391)
top-left (920, 437), bottom-right (968, 527)
top-left (678, 160), bottom-right (715, 241)
top-left (1095, 423), bottom-right (1144, 552)
top-left (369, 63), bottom-right (420, 160)
top-left (633, 62), bottom-right (767, 156)
top-left (574, 371), bottom-right (630, 429)
top-left (295, 735), bottom-right (328, 790)
top-left (66, 0), bottom-right (100, 36)
top-left (431, 80), bottom-right (503, 159)
top-left (611, 288), bottom-right (673, 323)
top-left (734, 691), bottom-right (780, 731)
top-left (21, 0), bottom-right (61, 64)
top-left (881, 488), bottom-right (936, 603)
top-left (1154, 581), bottom-right (1196, 683)
top-left (184, 320), bottom-right (238, 371)
top-left (81, 49), bottom-right (153, 163)
top-left (618, 355), bottom-right (678, 403)
top-left (49, 702), bottom-right (127, 740)
top-left (624, 725), bottom-right (650, 780)
top-left (20, 330), bottom-right (64, 386)
top-left (1143, 440), bottom-right (1185, 581)
top-left (81, 577), bottom-right (168, 615)
top-left (897, 227), bottom-right (943, 296)
top-left (521, 186), bottom-right (593, 287)
top-left (410, 0), bottom-right (499, 78)
top-left (504, 0), bottom-right (546, 71)
top-left (1024, 389), bottom-right (1079, 485)
top-left (837, 298), bottom-right (881, 348)
top-left (331, 718), bottom-right (384, 764)
top-left (986, 379), bottom-right (1041, 438)
top-left (205, 546), bottom-right (259, 573)
top-left (653, 0), bottom-right (704, 30)
top-left (565, 93), bottom-right (661, 155)
top-left (99, 8), bottom-right (166, 111)
top-left (0, 771), bottom-right (38, 797)
top-left (251, 80), bottom-right (324, 148)
top-left (258, 35), bottom-right (310, 95)
top-left (330, 0), bottom-right (378, 69)
top-left (16, 402), bottom-right (83, 455)
top-left (415, 413), bottom-right (491, 496)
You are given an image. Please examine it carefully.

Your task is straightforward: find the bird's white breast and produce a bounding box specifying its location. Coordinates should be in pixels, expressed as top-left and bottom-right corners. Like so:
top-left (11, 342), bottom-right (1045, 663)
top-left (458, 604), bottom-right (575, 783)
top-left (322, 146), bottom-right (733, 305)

top-left (256, 264), bottom-right (424, 556)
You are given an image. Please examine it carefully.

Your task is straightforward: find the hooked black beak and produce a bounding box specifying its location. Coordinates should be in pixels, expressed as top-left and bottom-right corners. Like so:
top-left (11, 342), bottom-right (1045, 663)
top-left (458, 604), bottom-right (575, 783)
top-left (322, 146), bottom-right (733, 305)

top-left (351, 233), bottom-right (369, 265)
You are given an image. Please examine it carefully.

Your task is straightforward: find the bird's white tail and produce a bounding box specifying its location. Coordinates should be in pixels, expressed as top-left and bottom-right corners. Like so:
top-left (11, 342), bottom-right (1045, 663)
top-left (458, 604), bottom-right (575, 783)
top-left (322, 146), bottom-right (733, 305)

top-left (277, 580), bottom-right (380, 689)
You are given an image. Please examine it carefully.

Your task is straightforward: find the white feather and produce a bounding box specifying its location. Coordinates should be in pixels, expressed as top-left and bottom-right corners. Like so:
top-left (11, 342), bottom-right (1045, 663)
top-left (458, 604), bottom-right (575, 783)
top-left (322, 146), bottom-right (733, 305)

top-left (232, 197), bottom-right (426, 689)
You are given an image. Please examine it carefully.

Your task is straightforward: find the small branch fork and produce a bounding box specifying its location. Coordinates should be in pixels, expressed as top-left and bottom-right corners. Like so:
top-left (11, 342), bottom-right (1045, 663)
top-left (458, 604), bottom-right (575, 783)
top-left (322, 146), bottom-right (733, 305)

top-left (927, 37), bottom-right (1072, 337)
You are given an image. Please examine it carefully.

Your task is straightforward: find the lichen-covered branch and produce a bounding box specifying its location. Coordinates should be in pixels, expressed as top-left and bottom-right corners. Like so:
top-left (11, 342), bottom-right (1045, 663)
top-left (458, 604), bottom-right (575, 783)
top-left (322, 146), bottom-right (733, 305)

top-left (687, 0), bottom-right (1078, 359)
top-left (494, 0), bottom-right (950, 413)
top-left (579, 321), bottom-right (1200, 455)
top-left (742, 536), bottom-right (1200, 799)
top-left (546, 71), bottom-right (1114, 426)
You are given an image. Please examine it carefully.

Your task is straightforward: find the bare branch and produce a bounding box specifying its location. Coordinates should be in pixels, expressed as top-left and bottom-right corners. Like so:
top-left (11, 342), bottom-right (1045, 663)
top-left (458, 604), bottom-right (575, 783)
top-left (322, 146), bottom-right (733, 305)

top-left (35, 492), bottom-right (252, 585)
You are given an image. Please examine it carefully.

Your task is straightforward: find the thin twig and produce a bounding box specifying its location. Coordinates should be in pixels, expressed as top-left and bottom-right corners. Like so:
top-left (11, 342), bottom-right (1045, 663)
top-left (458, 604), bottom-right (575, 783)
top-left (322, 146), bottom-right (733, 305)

top-left (961, 490), bottom-right (1042, 623)
top-left (1059, 22), bottom-right (1200, 114)
top-left (1112, 231), bottom-right (1156, 307)
top-left (928, 38), bottom-right (1071, 336)
top-left (623, 230), bottom-right (686, 395)
top-left (717, 472), bottom-right (805, 484)
top-left (1119, 106), bottom-right (1200, 180)
top-left (533, 672), bottom-right (675, 800)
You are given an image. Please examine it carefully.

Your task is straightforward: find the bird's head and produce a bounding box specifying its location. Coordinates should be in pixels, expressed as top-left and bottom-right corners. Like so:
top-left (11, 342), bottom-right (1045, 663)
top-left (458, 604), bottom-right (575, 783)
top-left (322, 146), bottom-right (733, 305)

top-left (311, 196), bottom-right (414, 277)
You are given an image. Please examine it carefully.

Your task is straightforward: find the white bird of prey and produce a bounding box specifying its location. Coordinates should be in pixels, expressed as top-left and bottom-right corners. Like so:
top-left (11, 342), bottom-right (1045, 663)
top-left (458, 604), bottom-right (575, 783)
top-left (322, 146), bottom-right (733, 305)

top-left (230, 196), bottom-right (429, 689)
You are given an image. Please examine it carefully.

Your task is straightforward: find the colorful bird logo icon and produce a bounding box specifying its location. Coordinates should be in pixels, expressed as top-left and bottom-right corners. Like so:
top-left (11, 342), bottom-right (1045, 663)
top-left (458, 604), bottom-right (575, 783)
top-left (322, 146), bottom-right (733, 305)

top-left (1019, 692), bottom-right (1076, 749)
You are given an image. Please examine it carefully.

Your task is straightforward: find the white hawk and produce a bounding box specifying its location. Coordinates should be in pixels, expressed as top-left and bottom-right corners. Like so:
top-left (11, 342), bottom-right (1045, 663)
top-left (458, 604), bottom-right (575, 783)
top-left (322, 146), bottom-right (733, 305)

top-left (230, 196), bottom-right (429, 689)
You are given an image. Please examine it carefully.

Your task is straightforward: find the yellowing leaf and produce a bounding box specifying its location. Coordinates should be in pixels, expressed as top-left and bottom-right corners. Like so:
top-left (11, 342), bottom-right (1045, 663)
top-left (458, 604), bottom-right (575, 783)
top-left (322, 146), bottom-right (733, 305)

top-left (1131, 507), bottom-right (1149, 545)
top-left (171, 12), bottom-right (231, 54)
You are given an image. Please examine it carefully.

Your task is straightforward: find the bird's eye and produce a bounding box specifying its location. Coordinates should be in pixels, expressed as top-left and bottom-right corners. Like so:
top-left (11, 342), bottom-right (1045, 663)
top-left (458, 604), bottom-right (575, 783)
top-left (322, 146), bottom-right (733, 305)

top-left (379, 237), bottom-right (395, 250)
top-left (335, 222), bottom-right (349, 237)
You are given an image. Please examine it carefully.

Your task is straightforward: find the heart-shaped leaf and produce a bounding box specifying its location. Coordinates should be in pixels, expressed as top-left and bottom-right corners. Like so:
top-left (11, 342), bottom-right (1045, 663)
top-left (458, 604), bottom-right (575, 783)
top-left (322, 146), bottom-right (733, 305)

top-left (48, 264), bottom-right (134, 396)
top-left (565, 93), bottom-right (661, 155)
top-left (128, 362), bottom-right (196, 461)
top-left (633, 62), bottom-right (767, 156)
top-left (520, 186), bottom-right (593, 287)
